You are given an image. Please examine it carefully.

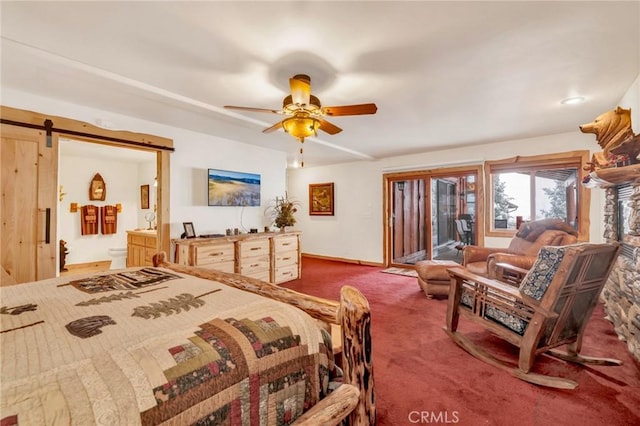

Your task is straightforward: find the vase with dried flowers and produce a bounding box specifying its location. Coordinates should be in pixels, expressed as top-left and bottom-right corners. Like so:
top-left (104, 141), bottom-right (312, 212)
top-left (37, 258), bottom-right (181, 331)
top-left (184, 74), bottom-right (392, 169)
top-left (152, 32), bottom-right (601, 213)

top-left (266, 195), bottom-right (299, 230)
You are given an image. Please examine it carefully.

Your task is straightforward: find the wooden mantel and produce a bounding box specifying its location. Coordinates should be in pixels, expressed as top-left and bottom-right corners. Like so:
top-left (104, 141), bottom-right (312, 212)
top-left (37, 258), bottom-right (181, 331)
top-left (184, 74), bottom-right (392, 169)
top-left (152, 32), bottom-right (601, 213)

top-left (582, 164), bottom-right (640, 188)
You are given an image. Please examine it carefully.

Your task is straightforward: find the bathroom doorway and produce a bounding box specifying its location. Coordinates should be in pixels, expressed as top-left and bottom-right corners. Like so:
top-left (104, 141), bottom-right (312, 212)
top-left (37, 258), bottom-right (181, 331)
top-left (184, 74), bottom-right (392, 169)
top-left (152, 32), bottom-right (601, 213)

top-left (58, 139), bottom-right (156, 275)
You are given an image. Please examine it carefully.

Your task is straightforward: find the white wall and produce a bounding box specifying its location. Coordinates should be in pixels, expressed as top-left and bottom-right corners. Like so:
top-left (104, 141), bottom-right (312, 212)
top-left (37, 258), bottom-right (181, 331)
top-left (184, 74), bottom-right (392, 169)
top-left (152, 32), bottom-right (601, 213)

top-left (288, 73), bottom-right (640, 264)
top-left (170, 131), bottom-right (287, 238)
top-left (619, 74), bottom-right (640, 129)
top-left (288, 132), bottom-right (600, 264)
top-left (3, 89), bottom-right (288, 263)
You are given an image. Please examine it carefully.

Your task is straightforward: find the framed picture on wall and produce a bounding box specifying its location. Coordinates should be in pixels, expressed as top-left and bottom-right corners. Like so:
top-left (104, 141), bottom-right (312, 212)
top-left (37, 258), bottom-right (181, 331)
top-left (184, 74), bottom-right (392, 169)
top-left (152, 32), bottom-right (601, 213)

top-left (309, 182), bottom-right (334, 216)
top-left (140, 184), bottom-right (150, 209)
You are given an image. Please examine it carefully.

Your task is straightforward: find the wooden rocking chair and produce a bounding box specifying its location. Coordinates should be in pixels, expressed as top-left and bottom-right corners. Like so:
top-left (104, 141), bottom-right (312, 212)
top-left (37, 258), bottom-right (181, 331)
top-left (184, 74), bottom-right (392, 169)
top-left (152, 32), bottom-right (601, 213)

top-left (444, 242), bottom-right (622, 389)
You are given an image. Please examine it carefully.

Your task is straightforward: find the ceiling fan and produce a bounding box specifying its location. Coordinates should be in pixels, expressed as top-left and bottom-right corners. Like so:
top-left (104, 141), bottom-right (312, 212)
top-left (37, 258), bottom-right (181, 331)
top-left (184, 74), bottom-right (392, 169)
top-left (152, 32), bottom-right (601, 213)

top-left (224, 74), bottom-right (377, 146)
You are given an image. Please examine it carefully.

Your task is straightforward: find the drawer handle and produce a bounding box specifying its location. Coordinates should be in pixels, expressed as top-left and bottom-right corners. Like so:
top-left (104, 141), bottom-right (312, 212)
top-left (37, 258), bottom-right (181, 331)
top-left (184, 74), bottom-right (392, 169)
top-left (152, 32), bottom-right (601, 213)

top-left (209, 252), bottom-right (224, 256)
top-left (250, 263), bottom-right (260, 268)
top-left (282, 257), bottom-right (291, 261)
top-left (282, 242), bottom-right (291, 246)
top-left (250, 247), bottom-right (262, 251)
top-left (283, 271), bottom-right (292, 276)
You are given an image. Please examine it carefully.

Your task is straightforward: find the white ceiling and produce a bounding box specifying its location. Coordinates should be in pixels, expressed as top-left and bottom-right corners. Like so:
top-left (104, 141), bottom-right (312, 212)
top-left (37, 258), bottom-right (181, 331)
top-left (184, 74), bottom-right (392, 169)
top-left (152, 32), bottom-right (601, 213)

top-left (2, 1), bottom-right (639, 167)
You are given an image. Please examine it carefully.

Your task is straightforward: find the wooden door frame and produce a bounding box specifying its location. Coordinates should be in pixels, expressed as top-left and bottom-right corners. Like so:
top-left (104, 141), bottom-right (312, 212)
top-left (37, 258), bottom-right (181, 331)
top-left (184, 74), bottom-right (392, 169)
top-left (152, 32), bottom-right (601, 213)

top-left (383, 165), bottom-right (484, 268)
top-left (1, 106), bottom-right (174, 261)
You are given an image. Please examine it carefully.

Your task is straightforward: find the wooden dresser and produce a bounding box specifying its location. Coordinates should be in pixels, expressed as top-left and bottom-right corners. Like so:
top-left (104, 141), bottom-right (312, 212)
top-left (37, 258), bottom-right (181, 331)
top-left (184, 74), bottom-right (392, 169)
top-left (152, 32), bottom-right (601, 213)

top-left (271, 234), bottom-right (301, 284)
top-left (127, 230), bottom-right (157, 267)
top-left (173, 231), bottom-right (301, 284)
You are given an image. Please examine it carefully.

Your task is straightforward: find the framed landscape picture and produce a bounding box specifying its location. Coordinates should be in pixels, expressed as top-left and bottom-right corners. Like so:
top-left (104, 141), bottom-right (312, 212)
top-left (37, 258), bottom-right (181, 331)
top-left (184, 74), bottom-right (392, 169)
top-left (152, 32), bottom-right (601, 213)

top-left (208, 169), bottom-right (261, 206)
top-left (309, 182), bottom-right (334, 216)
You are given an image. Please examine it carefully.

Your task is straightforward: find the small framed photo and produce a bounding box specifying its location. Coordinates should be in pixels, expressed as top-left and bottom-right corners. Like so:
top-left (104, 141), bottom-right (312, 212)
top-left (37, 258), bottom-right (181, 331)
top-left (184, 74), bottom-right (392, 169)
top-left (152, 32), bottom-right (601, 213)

top-left (140, 184), bottom-right (150, 209)
top-left (309, 182), bottom-right (334, 216)
top-left (183, 222), bottom-right (196, 238)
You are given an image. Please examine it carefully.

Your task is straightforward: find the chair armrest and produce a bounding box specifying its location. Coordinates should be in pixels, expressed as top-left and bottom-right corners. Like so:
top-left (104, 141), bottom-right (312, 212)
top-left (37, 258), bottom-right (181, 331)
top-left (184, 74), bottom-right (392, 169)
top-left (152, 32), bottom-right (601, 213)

top-left (488, 253), bottom-right (536, 271)
top-left (447, 266), bottom-right (522, 299)
top-left (448, 267), bottom-right (558, 320)
top-left (462, 246), bottom-right (508, 265)
top-left (494, 262), bottom-right (529, 286)
top-left (293, 384), bottom-right (360, 426)
top-left (495, 262), bottom-right (529, 276)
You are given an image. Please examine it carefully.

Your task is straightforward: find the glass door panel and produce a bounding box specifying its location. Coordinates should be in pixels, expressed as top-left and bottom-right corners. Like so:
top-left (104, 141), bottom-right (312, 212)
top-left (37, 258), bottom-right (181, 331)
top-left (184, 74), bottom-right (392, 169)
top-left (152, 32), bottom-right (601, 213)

top-left (387, 169), bottom-right (480, 267)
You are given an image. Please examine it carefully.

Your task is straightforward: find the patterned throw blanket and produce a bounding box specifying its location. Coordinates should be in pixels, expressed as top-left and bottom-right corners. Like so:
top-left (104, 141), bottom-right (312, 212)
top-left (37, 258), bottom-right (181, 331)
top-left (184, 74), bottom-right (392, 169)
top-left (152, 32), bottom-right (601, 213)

top-left (1, 268), bottom-right (332, 425)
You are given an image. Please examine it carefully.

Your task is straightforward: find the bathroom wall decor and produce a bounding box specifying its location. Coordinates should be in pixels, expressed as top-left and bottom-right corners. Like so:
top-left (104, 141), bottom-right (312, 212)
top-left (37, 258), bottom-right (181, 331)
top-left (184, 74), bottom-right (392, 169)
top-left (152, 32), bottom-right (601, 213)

top-left (140, 184), bottom-right (150, 209)
top-left (89, 173), bottom-right (106, 201)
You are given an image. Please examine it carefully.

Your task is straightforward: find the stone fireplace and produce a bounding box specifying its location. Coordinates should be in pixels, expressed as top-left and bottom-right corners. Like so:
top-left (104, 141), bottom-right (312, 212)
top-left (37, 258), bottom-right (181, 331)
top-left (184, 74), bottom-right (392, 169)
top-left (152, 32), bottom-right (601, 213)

top-left (586, 164), bottom-right (640, 362)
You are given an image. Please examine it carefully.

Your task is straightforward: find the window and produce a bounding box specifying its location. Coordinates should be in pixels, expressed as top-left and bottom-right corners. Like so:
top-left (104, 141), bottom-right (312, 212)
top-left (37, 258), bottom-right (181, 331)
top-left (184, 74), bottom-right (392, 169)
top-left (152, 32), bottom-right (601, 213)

top-left (484, 151), bottom-right (590, 240)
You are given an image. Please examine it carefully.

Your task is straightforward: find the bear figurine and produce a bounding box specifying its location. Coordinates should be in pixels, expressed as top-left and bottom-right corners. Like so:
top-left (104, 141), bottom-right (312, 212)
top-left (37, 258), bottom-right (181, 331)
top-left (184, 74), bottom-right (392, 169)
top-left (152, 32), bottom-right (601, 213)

top-left (580, 106), bottom-right (639, 171)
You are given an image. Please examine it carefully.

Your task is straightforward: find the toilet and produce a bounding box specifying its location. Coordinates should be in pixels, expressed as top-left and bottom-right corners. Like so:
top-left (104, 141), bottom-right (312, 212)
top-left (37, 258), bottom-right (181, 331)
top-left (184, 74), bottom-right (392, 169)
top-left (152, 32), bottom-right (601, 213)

top-left (108, 247), bottom-right (127, 269)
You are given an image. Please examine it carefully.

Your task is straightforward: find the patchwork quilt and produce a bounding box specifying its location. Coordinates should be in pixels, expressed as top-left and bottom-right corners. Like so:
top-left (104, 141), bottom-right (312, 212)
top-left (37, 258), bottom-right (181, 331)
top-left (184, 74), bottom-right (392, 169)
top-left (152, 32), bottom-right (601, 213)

top-left (0, 268), bottom-right (332, 425)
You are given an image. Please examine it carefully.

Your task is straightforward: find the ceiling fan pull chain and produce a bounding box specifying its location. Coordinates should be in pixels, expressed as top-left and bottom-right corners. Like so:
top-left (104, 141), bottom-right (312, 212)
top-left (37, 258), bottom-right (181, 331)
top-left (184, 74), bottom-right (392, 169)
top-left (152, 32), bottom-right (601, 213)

top-left (299, 144), bottom-right (304, 168)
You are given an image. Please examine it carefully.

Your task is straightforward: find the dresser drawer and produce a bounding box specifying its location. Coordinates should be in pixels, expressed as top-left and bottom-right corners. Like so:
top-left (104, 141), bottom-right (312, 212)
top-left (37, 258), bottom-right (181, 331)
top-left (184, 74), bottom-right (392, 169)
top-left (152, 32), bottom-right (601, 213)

top-left (238, 254), bottom-right (270, 275)
top-left (200, 260), bottom-right (235, 274)
top-left (274, 250), bottom-right (298, 267)
top-left (195, 243), bottom-right (235, 266)
top-left (129, 234), bottom-right (146, 246)
top-left (245, 269), bottom-right (271, 282)
top-left (237, 239), bottom-right (270, 258)
top-left (273, 235), bottom-right (298, 253)
top-left (273, 264), bottom-right (299, 284)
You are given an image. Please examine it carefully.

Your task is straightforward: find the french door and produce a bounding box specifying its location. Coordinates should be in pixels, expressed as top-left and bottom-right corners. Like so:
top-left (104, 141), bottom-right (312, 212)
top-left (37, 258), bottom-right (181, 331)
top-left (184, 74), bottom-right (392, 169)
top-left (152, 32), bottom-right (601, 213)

top-left (384, 165), bottom-right (483, 268)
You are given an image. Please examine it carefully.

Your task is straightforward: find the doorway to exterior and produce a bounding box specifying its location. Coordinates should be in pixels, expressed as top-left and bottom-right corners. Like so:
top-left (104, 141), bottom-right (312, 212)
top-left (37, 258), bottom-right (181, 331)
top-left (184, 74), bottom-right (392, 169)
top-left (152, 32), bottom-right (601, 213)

top-left (383, 165), bottom-right (483, 268)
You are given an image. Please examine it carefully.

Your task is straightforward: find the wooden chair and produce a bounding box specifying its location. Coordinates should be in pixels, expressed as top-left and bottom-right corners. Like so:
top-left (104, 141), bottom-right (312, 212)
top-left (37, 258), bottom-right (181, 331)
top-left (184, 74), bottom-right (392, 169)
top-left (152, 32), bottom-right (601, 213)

top-left (445, 242), bottom-right (622, 389)
top-left (455, 219), bottom-right (472, 245)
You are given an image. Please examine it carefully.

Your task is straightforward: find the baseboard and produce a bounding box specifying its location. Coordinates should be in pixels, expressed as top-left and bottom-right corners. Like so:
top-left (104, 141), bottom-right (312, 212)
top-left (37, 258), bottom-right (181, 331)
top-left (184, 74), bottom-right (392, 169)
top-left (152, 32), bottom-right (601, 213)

top-left (60, 260), bottom-right (112, 276)
top-left (301, 253), bottom-right (383, 267)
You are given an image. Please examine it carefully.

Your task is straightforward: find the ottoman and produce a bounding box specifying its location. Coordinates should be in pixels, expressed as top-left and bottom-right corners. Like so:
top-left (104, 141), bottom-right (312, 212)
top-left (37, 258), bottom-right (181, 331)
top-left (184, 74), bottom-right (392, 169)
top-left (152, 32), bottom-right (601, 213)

top-left (415, 260), bottom-right (459, 298)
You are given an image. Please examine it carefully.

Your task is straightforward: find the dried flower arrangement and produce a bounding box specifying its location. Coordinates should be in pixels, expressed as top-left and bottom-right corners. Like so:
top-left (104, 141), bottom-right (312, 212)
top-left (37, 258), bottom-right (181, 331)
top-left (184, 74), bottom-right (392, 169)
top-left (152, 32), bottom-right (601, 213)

top-left (266, 195), bottom-right (299, 229)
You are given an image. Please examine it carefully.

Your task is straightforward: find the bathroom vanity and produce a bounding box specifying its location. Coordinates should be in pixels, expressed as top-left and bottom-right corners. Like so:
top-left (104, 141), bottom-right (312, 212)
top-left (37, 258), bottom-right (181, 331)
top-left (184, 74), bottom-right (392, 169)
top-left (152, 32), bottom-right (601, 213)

top-left (126, 230), bottom-right (157, 267)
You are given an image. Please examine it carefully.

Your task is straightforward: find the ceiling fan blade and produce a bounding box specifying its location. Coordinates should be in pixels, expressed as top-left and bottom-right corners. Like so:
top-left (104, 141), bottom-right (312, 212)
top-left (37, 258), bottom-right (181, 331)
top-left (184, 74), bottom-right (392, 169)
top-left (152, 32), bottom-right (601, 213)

top-left (262, 120), bottom-right (284, 133)
top-left (322, 103), bottom-right (378, 116)
top-left (318, 118), bottom-right (342, 135)
top-left (224, 105), bottom-right (282, 114)
top-left (290, 74), bottom-right (311, 106)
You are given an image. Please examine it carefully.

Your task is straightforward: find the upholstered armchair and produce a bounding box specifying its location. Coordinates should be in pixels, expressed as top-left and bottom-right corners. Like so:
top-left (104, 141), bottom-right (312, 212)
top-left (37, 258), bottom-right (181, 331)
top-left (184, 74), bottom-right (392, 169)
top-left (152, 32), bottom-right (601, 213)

top-left (463, 218), bottom-right (578, 278)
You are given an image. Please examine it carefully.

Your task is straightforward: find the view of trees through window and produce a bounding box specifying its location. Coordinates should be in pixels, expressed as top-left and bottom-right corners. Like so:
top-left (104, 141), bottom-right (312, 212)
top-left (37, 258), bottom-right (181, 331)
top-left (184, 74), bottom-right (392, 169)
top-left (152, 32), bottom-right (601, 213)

top-left (492, 168), bottom-right (578, 230)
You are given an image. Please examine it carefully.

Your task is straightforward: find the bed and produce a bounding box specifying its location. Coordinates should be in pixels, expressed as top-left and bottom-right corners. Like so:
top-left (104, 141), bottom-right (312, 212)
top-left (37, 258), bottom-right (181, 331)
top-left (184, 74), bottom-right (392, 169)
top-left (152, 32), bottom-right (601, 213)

top-left (0, 252), bottom-right (375, 425)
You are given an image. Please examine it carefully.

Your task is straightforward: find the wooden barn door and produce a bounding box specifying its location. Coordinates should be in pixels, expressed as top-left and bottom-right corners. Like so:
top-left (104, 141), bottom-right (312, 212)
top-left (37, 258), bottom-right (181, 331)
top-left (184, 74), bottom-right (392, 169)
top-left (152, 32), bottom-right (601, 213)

top-left (1, 124), bottom-right (58, 284)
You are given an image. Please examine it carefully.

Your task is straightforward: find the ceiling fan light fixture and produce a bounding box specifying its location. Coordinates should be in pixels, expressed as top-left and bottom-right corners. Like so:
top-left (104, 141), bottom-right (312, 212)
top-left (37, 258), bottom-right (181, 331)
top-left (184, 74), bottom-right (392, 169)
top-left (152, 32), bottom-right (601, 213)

top-left (282, 116), bottom-right (319, 141)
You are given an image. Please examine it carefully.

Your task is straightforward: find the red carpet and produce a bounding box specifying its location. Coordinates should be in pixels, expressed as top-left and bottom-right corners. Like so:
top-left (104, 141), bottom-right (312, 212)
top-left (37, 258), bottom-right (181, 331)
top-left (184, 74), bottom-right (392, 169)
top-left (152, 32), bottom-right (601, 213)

top-left (283, 257), bottom-right (640, 425)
